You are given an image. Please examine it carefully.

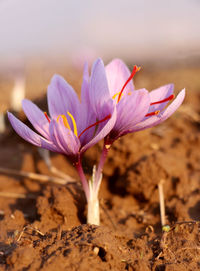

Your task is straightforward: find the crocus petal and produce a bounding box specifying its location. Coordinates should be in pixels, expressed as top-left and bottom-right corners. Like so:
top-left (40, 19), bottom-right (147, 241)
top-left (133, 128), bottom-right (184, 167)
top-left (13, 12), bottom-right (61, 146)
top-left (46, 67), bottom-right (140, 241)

top-left (131, 88), bottom-right (185, 132)
top-left (113, 89), bottom-right (150, 137)
top-left (78, 62), bottom-right (95, 136)
top-left (149, 84), bottom-right (174, 111)
top-left (105, 58), bottom-right (135, 97)
top-left (81, 105), bottom-right (117, 153)
top-left (49, 119), bottom-right (81, 157)
top-left (78, 112), bottom-right (96, 146)
top-left (22, 99), bottom-right (50, 140)
top-left (89, 58), bottom-right (111, 115)
top-left (7, 112), bottom-right (59, 152)
top-left (47, 74), bottom-right (80, 121)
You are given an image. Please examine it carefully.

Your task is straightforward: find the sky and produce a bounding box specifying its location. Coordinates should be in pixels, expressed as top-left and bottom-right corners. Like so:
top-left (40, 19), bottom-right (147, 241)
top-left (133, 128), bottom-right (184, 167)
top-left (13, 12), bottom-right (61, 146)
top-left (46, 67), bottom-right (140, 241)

top-left (0, 0), bottom-right (199, 67)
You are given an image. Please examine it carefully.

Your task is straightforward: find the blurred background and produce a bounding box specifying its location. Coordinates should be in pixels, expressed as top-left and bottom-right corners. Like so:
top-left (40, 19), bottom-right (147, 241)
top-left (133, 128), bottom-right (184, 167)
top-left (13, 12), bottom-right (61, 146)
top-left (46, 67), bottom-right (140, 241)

top-left (0, 0), bottom-right (199, 117)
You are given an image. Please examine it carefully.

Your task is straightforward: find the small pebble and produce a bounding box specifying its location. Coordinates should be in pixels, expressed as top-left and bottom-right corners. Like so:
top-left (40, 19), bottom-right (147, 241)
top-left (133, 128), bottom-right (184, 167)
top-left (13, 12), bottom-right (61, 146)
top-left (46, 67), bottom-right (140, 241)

top-left (93, 247), bottom-right (99, 255)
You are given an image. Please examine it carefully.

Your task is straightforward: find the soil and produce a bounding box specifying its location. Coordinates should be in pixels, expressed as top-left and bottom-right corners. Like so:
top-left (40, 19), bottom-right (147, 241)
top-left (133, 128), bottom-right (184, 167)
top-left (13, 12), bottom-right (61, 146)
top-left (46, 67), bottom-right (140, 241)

top-left (0, 66), bottom-right (200, 270)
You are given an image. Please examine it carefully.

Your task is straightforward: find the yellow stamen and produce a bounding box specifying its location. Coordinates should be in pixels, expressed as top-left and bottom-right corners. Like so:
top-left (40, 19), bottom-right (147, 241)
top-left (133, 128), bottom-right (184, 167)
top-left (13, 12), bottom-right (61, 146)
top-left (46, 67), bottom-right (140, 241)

top-left (112, 90), bottom-right (132, 100)
top-left (112, 91), bottom-right (125, 100)
top-left (112, 92), bottom-right (120, 99)
top-left (57, 115), bottom-right (71, 130)
top-left (57, 113), bottom-right (78, 137)
top-left (67, 112), bottom-right (78, 137)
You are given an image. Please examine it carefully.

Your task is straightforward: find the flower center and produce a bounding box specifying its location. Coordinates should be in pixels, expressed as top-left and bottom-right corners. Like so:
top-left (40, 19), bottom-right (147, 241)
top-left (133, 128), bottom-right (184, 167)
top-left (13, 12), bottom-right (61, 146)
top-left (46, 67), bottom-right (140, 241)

top-left (57, 112), bottom-right (78, 137)
top-left (44, 111), bottom-right (111, 139)
top-left (117, 65), bottom-right (141, 103)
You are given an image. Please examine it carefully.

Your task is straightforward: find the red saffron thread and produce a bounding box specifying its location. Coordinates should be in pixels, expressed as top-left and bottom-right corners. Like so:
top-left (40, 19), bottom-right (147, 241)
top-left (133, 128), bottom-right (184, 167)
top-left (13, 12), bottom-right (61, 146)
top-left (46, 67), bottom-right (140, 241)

top-left (117, 65), bottom-right (141, 103)
top-left (44, 112), bottom-right (51, 123)
top-left (145, 110), bottom-right (160, 117)
top-left (150, 94), bottom-right (175, 105)
top-left (78, 114), bottom-right (111, 139)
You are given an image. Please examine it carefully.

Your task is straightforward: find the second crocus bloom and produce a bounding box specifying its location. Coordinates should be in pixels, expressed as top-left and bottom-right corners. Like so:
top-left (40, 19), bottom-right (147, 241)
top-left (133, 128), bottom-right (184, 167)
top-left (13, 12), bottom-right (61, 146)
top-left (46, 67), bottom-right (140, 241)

top-left (104, 58), bottom-right (185, 144)
top-left (92, 59), bottom-right (185, 192)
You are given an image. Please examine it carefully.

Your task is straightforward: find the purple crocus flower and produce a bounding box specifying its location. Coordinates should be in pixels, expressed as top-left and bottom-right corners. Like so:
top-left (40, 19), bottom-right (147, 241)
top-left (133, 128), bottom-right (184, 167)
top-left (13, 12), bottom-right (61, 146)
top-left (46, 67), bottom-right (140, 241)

top-left (8, 58), bottom-right (117, 204)
top-left (93, 59), bottom-right (185, 190)
top-left (105, 58), bottom-right (185, 143)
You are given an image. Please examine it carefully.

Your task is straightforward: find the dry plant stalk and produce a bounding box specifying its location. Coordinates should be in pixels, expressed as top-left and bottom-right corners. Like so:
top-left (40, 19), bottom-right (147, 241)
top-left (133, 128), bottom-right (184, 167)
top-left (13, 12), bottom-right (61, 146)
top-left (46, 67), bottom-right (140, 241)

top-left (158, 179), bottom-right (166, 227)
top-left (17, 225), bottom-right (44, 242)
top-left (0, 167), bottom-right (75, 185)
top-left (38, 148), bottom-right (75, 182)
top-left (0, 191), bottom-right (36, 199)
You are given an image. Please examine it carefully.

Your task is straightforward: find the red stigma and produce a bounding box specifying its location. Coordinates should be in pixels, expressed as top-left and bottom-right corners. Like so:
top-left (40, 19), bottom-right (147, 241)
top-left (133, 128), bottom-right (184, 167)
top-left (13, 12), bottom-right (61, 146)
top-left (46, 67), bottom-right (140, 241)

top-left (150, 94), bottom-right (175, 106)
top-left (117, 65), bottom-right (141, 103)
top-left (145, 110), bottom-right (160, 117)
top-left (44, 112), bottom-right (51, 123)
top-left (78, 114), bottom-right (111, 139)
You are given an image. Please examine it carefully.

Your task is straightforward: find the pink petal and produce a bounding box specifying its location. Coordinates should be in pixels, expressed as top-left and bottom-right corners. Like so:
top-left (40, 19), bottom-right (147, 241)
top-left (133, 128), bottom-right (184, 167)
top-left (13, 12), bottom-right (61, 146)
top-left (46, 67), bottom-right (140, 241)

top-left (22, 99), bottom-right (50, 140)
top-left (7, 112), bottom-right (58, 152)
top-left (149, 83), bottom-right (174, 111)
top-left (81, 106), bottom-right (117, 153)
top-left (89, 58), bottom-right (111, 115)
top-left (114, 89), bottom-right (150, 136)
top-left (131, 88), bottom-right (185, 132)
top-left (105, 58), bottom-right (135, 97)
top-left (47, 75), bottom-right (80, 120)
top-left (49, 119), bottom-right (80, 157)
top-left (79, 62), bottom-right (96, 137)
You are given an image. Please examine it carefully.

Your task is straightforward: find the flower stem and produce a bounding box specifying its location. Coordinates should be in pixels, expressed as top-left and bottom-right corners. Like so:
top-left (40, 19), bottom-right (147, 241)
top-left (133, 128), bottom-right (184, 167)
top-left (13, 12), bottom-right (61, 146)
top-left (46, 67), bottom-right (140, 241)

top-left (75, 143), bottom-right (110, 226)
top-left (75, 157), bottom-right (100, 225)
top-left (87, 142), bottom-right (110, 225)
top-left (87, 165), bottom-right (101, 225)
top-left (87, 190), bottom-right (100, 225)
top-left (75, 156), bottom-right (90, 202)
top-left (94, 143), bottom-right (110, 193)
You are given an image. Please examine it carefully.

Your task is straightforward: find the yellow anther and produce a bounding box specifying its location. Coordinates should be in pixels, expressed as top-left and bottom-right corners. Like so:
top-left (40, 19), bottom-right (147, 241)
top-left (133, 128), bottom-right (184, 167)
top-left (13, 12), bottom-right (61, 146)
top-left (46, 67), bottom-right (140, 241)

top-left (67, 112), bottom-right (78, 137)
top-left (112, 91), bottom-right (125, 100)
top-left (112, 92), bottom-right (120, 99)
top-left (57, 112), bottom-right (78, 137)
top-left (57, 115), bottom-right (71, 130)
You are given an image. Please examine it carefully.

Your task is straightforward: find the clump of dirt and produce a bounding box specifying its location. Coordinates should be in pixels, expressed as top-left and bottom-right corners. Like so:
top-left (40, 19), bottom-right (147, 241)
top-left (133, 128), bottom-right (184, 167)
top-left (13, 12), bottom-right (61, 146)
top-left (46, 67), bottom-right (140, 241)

top-left (34, 185), bottom-right (86, 232)
top-left (2, 222), bottom-right (200, 270)
top-left (5, 224), bottom-right (155, 271)
top-left (0, 67), bottom-right (200, 270)
top-left (155, 222), bottom-right (200, 271)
